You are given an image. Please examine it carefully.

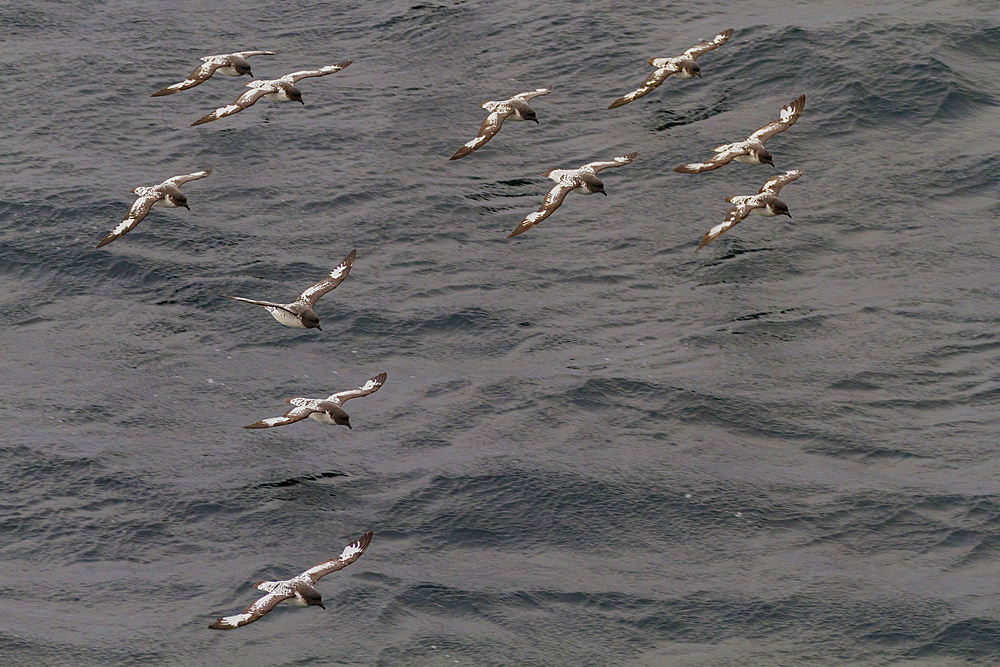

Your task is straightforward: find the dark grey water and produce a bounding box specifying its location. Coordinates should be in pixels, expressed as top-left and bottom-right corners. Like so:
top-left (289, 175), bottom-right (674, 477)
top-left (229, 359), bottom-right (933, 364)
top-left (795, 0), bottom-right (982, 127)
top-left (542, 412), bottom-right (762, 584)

top-left (2, 0), bottom-right (1000, 664)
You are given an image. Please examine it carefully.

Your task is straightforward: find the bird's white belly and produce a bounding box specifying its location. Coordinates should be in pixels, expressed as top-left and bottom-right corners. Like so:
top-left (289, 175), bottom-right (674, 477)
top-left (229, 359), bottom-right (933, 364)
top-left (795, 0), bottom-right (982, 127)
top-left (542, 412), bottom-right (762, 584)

top-left (674, 70), bottom-right (696, 80)
top-left (733, 154), bottom-right (760, 164)
top-left (752, 207), bottom-right (776, 217)
top-left (152, 198), bottom-right (177, 208)
top-left (266, 307), bottom-right (304, 327)
top-left (218, 65), bottom-right (240, 76)
top-left (266, 89), bottom-right (292, 102)
top-left (308, 412), bottom-right (336, 425)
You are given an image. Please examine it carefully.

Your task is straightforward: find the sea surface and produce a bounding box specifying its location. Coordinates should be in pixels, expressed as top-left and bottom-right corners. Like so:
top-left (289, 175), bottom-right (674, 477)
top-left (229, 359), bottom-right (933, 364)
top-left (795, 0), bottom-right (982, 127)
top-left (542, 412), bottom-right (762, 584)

top-left (2, 1), bottom-right (999, 664)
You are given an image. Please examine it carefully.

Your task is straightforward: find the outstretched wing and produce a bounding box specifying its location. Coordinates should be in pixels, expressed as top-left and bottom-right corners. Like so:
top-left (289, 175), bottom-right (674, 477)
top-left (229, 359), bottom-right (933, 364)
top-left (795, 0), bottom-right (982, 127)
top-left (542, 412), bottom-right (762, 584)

top-left (607, 66), bottom-right (678, 109)
top-left (163, 168), bottom-right (212, 188)
top-left (682, 28), bottom-right (734, 60)
top-left (208, 593), bottom-right (291, 630)
top-left (151, 61), bottom-right (222, 97)
top-left (582, 151), bottom-right (638, 174)
top-left (190, 88), bottom-right (267, 126)
top-left (697, 200), bottom-right (759, 250)
top-left (748, 94), bottom-right (806, 143)
top-left (282, 62), bottom-right (352, 83)
top-left (244, 405), bottom-right (314, 429)
top-left (96, 195), bottom-right (159, 248)
top-left (507, 181), bottom-right (575, 238)
top-left (296, 249), bottom-right (357, 306)
top-left (326, 372), bottom-right (387, 405)
top-left (758, 169), bottom-right (803, 195)
top-left (673, 146), bottom-right (743, 173)
top-left (449, 110), bottom-right (510, 160)
top-left (233, 50), bottom-right (279, 58)
top-left (222, 295), bottom-right (290, 310)
top-left (296, 531), bottom-right (373, 584)
top-left (511, 86), bottom-right (552, 102)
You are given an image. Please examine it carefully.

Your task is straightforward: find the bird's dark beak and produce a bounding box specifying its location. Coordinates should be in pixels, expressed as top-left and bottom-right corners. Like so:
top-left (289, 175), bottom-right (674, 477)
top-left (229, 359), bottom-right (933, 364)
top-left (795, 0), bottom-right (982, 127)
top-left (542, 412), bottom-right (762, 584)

top-left (601, 191), bottom-right (608, 196)
top-left (319, 604), bottom-right (326, 610)
top-left (298, 99), bottom-right (305, 105)
top-left (183, 203), bottom-right (190, 210)
top-left (695, 72), bottom-right (702, 78)
top-left (532, 118), bottom-right (539, 124)
top-left (346, 423), bottom-right (352, 429)
top-left (316, 325), bottom-right (322, 331)
top-left (785, 212), bottom-right (792, 217)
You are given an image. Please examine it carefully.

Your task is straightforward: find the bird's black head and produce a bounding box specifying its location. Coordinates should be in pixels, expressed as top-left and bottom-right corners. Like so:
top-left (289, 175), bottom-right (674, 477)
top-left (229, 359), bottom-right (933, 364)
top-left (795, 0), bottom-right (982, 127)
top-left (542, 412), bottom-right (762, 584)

top-left (774, 201), bottom-right (792, 217)
top-left (288, 85), bottom-right (304, 104)
top-left (172, 193), bottom-right (190, 210)
top-left (303, 589), bottom-right (324, 608)
top-left (235, 61), bottom-right (253, 77)
top-left (758, 149), bottom-right (774, 166)
top-left (301, 309), bottom-right (321, 330)
top-left (691, 64), bottom-right (702, 78)
top-left (328, 405), bottom-right (352, 429)
top-left (523, 110), bottom-right (538, 124)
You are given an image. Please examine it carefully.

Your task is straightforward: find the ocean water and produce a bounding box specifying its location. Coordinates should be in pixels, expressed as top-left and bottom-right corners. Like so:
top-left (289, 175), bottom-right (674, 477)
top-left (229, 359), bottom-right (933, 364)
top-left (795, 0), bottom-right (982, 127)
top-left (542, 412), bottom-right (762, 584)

top-left (2, 0), bottom-right (999, 664)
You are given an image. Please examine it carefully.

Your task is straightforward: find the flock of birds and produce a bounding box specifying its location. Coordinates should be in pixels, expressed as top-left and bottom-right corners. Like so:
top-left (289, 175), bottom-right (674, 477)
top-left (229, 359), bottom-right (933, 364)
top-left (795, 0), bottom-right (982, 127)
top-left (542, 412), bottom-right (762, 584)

top-left (91, 28), bottom-right (807, 629)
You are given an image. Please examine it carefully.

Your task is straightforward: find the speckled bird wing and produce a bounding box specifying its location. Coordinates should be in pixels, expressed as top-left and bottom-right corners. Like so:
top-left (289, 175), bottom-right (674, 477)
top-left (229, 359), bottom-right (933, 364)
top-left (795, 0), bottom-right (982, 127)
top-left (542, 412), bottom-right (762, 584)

top-left (449, 110), bottom-right (511, 160)
top-left (190, 88), bottom-right (268, 126)
top-left (511, 86), bottom-right (552, 102)
top-left (244, 404), bottom-right (314, 429)
top-left (325, 372), bottom-right (387, 406)
top-left (232, 50), bottom-right (279, 58)
top-left (151, 61), bottom-right (224, 96)
top-left (296, 531), bottom-right (373, 584)
top-left (281, 62), bottom-right (352, 83)
top-left (681, 28), bottom-right (734, 60)
top-left (162, 168), bottom-right (212, 188)
top-left (296, 249), bottom-right (357, 307)
top-left (96, 195), bottom-right (159, 248)
top-left (581, 151), bottom-right (638, 174)
top-left (748, 94), bottom-right (805, 143)
top-left (507, 180), bottom-right (576, 238)
top-left (758, 169), bottom-right (802, 195)
top-left (697, 199), bottom-right (760, 250)
top-left (208, 593), bottom-right (292, 630)
top-left (673, 146), bottom-right (743, 173)
top-left (607, 66), bottom-right (679, 109)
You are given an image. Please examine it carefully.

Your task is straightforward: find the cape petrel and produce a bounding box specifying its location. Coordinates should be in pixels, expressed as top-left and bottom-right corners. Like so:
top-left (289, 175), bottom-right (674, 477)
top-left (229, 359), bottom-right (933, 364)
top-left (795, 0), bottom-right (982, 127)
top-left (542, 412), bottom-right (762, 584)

top-left (697, 169), bottom-right (802, 249)
top-left (151, 51), bottom-right (279, 97)
top-left (507, 152), bottom-right (637, 238)
top-left (675, 94), bottom-right (805, 173)
top-left (223, 249), bottom-right (356, 331)
top-left (608, 29), bottom-right (733, 109)
top-left (209, 531), bottom-right (373, 630)
top-left (96, 168), bottom-right (212, 248)
top-left (449, 86), bottom-right (552, 160)
top-left (245, 372), bottom-right (387, 430)
top-left (190, 62), bottom-right (351, 126)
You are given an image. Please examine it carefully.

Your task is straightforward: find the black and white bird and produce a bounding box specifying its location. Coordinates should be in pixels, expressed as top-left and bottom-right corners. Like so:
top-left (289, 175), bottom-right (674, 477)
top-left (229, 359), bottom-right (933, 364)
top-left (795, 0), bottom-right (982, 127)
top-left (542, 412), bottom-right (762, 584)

top-left (245, 372), bottom-right (387, 430)
top-left (209, 531), bottom-right (373, 630)
top-left (151, 50), bottom-right (279, 96)
top-left (96, 169), bottom-right (212, 248)
top-left (608, 29), bottom-right (733, 109)
top-left (697, 169), bottom-right (802, 249)
top-left (449, 86), bottom-right (552, 160)
top-left (224, 249), bottom-right (356, 331)
top-left (507, 152), bottom-right (637, 238)
top-left (190, 62), bottom-right (351, 126)
top-left (674, 94), bottom-right (805, 173)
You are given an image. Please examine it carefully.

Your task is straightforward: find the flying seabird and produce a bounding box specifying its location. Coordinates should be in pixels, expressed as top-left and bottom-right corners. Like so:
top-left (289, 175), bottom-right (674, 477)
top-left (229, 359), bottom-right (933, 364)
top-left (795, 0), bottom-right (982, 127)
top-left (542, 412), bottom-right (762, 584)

top-left (507, 152), bottom-right (637, 238)
top-left (209, 531), bottom-right (373, 630)
top-left (244, 372), bottom-right (387, 430)
top-left (608, 29), bottom-right (733, 109)
top-left (224, 249), bottom-right (356, 331)
top-left (697, 169), bottom-right (802, 249)
top-left (190, 62), bottom-right (352, 126)
top-left (674, 94), bottom-right (805, 173)
top-left (96, 168), bottom-right (212, 248)
top-left (151, 51), bottom-right (279, 97)
top-left (449, 86), bottom-right (552, 160)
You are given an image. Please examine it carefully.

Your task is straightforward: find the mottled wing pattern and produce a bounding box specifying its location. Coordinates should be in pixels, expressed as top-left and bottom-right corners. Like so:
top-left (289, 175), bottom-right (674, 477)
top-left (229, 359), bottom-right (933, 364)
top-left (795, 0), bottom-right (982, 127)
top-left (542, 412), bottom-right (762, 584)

top-left (748, 94), bottom-right (806, 143)
top-left (234, 50), bottom-right (279, 58)
top-left (297, 249), bottom-right (357, 306)
top-left (297, 531), bottom-right (373, 584)
top-left (190, 88), bottom-right (268, 126)
top-left (163, 168), bottom-right (212, 188)
top-left (287, 397), bottom-right (323, 410)
top-left (582, 151), bottom-right (638, 174)
top-left (244, 405), bottom-right (314, 429)
top-left (682, 28), bottom-right (734, 60)
top-left (449, 110), bottom-right (509, 160)
top-left (282, 62), bottom-right (352, 83)
top-left (208, 593), bottom-right (291, 630)
top-left (326, 372), bottom-right (388, 405)
top-left (151, 61), bottom-right (221, 96)
top-left (697, 199), bottom-right (759, 250)
top-left (511, 86), bottom-right (552, 102)
top-left (608, 66), bottom-right (678, 109)
top-left (96, 195), bottom-right (159, 248)
top-left (673, 147), bottom-right (743, 173)
top-left (758, 169), bottom-right (803, 195)
top-left (222, 295), bottom-right (288, 310)
top-left (507, 181), bottom-right (576, 238)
